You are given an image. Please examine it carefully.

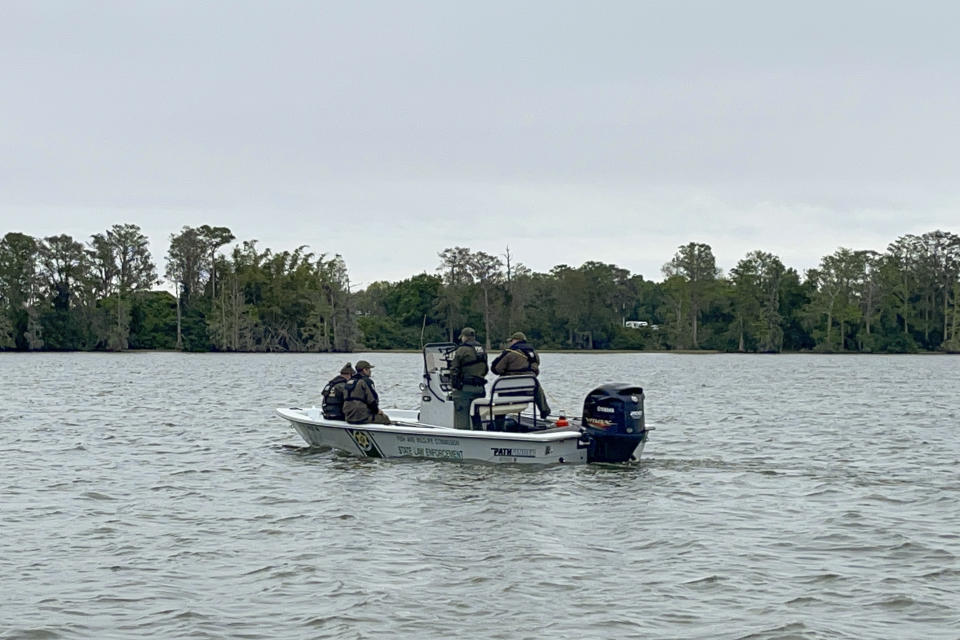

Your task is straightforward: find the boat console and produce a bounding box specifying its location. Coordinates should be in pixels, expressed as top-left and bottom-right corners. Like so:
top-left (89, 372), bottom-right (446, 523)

top-left (418, 342), bottom-right (544, 431)
top-left (418, 342), bottom-right (458, 428)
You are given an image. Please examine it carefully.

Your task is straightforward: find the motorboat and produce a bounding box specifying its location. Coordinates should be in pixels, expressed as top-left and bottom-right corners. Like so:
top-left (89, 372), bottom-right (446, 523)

top-left (276, 343), bottom-right (652, 465)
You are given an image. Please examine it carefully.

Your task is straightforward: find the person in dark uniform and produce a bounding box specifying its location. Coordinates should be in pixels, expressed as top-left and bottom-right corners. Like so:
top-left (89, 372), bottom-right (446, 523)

top-left (321, 362), bottom-right (354, 420)
top-left (449, 327), bottom-right (488, 429)
top-left (491, 331), bottom-right (551, 419)
top-left (343, 360), bottom-right (391, 425)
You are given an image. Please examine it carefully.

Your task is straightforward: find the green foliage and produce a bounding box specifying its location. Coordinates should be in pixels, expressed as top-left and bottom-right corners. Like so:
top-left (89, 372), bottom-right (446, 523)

top-left (780, 270), bottom-right (815, 351)
top-left (610, 326), bottom-right (648, 350)
top-left (355, 274), bottom-right (448, 348)
top-left (0, 224), bottom-right (359, 352)
top-left (129, 291), bottom-right (178, 350)
top-left (2, 226), bottom-right (960, 354)
top-left (661, 243), bottom-right (720, 349)
top-left (357, 316), bottom-right (415, 350)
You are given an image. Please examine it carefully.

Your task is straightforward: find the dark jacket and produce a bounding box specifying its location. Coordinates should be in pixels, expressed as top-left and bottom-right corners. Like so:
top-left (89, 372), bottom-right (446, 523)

top-left (343, 373), bottom-right (380, 424)
top-left (449, 339), bottom-right (488, 389)
top-left (491, 340), bottom-right (540, 376)
top-left (321, 375), bottom-right (349, 420)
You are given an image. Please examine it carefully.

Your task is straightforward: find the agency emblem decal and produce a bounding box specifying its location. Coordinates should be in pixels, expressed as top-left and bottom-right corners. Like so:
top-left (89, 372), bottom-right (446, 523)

top-left (348, 430), bottom-right (384, 458)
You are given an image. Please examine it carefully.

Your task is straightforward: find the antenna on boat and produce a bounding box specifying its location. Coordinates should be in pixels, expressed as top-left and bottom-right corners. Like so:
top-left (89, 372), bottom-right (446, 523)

top-left (419, 313), bottom-right (427, 349)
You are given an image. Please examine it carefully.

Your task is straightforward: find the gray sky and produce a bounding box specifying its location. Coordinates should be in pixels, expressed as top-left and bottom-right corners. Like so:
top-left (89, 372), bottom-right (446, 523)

top-left (2, 0), bottom-right (958, 287)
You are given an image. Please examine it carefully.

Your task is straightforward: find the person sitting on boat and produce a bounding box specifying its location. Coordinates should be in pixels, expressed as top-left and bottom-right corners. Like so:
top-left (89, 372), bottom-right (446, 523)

top-left (321, 362), bottom-right (354, 420)
top-left (343, 360), bottom-right (391, 425)
top-left (449, 327), bottom-right (488, 429)
top-left (491, 331), bottom-right (551, 419)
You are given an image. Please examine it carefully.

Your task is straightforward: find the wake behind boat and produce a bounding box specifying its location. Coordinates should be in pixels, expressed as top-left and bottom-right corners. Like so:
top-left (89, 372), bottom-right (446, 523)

top-left (276, 343), bottom-right (652, 465)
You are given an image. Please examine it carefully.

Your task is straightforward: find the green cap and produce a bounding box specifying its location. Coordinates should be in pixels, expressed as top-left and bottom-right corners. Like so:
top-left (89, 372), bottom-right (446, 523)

top-left (460, 327), bottom-right (476, 338)
top-left (355, 360), bottom-right (374, 371)
top-left (509, 331), bottom-right (526, 341)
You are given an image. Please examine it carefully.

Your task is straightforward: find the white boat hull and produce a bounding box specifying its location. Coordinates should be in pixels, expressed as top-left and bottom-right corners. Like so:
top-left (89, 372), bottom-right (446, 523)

top-left (276, 407), bottom-right (602, 465)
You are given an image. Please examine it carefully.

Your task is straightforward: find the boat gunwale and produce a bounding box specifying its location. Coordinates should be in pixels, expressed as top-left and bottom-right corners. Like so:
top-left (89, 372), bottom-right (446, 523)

top-left (276, 407), bottom-right (584, 442)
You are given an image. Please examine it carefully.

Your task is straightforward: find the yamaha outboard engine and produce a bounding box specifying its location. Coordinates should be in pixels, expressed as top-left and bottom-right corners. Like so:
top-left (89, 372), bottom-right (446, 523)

top-left (581, 383), bottom-right (646, 463)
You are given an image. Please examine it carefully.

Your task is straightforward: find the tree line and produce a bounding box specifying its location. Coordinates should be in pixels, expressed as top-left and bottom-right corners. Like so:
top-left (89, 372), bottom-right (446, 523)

top-left (1, 225), bottom-right (958, 353)
top-left (0, 225), bottom-right (355, 352)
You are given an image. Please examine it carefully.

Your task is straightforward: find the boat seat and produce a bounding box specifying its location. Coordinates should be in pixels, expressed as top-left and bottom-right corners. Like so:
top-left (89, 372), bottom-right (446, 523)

top-left (471, 375), bottom-right (539, 421)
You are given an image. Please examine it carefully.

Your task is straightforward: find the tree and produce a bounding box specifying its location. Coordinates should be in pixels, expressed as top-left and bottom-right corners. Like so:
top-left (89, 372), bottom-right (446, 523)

top-left (857, 251), bottom-right (883, 351)
top-left (806, 248), bottom-right (870, 352)
top-left (0, 306), bottom-right (12, 348)
top-left (166, 227), bottom-right (207, 349)
top-left (662, 243), bottom-right (720, 348)
top-left (916, 230), bottom-right (960, 349)
top-left (0, 232), bottom-right (40, 349)
top-left (37, 234), bottom-right (91, 350)
top-left (551, 264), bottom-right (589, 347)
top-left (579, 261), bottom-right (632, 348)
top-left (128, 291), bottom-right (178, 349)
top-left (208, 243), bottom-right (257, 351)
top-left (882, 231), bottom-right (960, 350)
top-left (91, 224), bottom-right (157, 350)
top-left (729, 251), bottom-right (786, 352)
top-left (198, 225), bottom-right (235, 301)
top-left (312, 253), bottom-right (358, 352)
top-left (885, 234), bottom-right (921, 338)
top-left (468, 251), bottom-right (504, 351)
top-left (502, 260), bottom-right (535, 339)
top-left (437, 247), bottom-right (474, 341)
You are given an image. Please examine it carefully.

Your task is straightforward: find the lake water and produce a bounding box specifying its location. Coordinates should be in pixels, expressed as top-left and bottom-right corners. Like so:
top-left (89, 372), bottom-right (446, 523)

top-left (1, 352), bottom-right (958, 639)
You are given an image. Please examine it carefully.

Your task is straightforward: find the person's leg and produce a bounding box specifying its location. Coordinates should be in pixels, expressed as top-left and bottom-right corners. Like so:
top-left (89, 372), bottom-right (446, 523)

top-left (466, 386), bottom-right (485, 429)
top-left (535, 385), bottom-right (551, 418)
top-left (451, 390), bottom-right (471, 429)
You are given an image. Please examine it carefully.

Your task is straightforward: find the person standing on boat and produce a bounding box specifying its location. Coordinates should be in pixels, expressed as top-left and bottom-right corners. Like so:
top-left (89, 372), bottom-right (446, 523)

top-left (321, 362), bottom-right (354, 420)
top-left (449, 327), bottom-right (488, 429)
top-left (491, 331), bottom-right (551, 419)
top-left (343, 360), bottom-right (391, 425)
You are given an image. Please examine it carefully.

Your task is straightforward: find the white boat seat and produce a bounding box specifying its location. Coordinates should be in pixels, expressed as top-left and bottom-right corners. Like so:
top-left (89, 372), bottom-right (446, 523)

top-left (471, 375), bottom-right (539, 420)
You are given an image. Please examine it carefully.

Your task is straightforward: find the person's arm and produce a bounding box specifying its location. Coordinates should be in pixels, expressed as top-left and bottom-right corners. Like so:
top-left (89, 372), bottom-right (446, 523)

top-left (449, 349), bottom-right (464, 388)
top-left (491, 351), bottom-right (506, 375)
top-left (364, 380), bottom-right (380, 413)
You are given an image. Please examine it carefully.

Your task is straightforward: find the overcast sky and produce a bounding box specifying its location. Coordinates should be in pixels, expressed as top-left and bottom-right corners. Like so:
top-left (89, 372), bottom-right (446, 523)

top-left (2, 0), bottom-right (958, 287)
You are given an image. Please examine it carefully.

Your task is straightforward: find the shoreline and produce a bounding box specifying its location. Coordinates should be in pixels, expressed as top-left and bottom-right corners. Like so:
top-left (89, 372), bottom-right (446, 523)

top-left (2, 349), bottom-right (956, 356)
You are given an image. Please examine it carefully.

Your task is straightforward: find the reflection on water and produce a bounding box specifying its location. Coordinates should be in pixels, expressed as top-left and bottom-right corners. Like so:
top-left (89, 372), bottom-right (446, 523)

top-left (1, 352), bottom-right (958, 639)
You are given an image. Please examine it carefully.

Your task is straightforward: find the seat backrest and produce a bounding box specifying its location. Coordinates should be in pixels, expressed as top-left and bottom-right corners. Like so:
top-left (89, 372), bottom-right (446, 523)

top-left (488, 375), bottom-right (538, 405)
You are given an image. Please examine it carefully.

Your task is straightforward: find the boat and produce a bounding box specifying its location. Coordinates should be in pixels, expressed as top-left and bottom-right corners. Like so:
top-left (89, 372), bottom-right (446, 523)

top-left (276, 343), bottom-right (652, 465)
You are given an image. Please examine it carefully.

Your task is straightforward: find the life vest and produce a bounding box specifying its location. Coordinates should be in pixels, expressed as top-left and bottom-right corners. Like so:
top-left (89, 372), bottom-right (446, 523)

top-left (512, 342), bottom-right (537, 365)
top-left (493, 341), bottom-right (537, 373)
top-left (321, 375), bottom-right (348, 419)
top-left (345, 373), bottom-right (379, 407)
top-left (454, 340), bottom-right (489, 387)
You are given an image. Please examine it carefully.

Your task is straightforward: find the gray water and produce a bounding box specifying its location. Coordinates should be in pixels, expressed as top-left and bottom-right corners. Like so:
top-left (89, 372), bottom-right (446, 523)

top-left (1, 352), bottom-right (958, 640)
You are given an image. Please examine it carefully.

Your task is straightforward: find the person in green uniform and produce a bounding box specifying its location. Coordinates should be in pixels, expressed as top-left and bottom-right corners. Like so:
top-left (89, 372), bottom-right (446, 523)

top-left (321, 362), bottom-right (354, 420)
top-left (449, 327), bottom-right (488, 429)
top-left (491, 331), bottom-right (551, 419)
top-left (343, 360), bottom-right (391, 425)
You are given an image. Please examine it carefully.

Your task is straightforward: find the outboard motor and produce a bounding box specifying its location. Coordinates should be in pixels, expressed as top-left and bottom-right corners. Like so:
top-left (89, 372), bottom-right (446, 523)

top-left (581, 383), bottom-right (646, 463)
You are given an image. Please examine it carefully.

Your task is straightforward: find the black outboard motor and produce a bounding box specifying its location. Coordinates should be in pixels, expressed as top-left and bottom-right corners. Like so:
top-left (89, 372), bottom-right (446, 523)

top-left (581, 383), bottom-right (646, 463)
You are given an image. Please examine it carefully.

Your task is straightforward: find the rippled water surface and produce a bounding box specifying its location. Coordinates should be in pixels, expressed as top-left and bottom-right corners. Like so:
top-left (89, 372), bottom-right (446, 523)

top-left (2, 352), bottom-right (958, 639)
